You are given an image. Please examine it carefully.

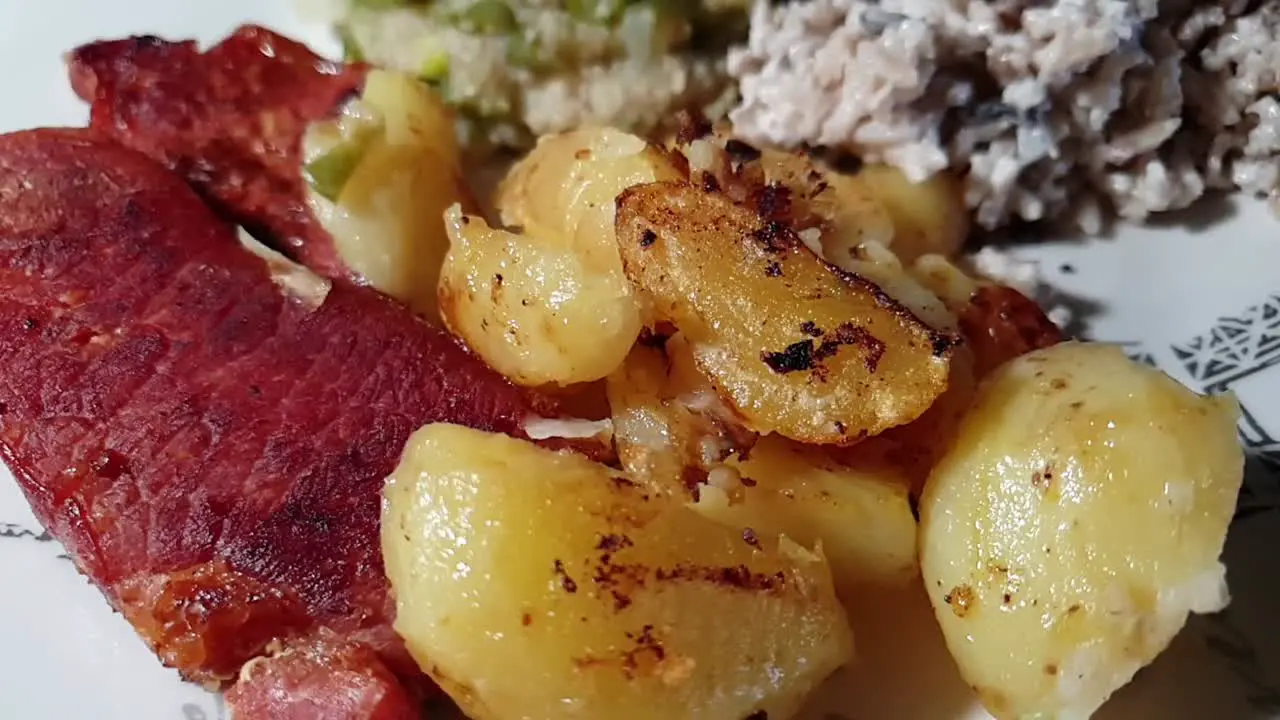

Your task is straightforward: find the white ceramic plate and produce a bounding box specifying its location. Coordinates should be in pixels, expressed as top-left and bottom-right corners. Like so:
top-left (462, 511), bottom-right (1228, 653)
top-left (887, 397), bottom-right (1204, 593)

top-left (0, 2), bottom-right (1277, 719)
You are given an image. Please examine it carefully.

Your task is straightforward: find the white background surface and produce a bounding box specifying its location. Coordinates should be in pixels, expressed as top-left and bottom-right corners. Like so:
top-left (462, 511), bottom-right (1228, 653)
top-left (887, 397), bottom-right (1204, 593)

top-left (0, 2), bottom-right (1277, 719)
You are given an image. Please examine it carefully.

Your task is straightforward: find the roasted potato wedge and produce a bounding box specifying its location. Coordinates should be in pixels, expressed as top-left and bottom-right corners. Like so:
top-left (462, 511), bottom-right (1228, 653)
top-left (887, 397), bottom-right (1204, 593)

top-left (383, 423), bottom-right (853, 720)
top-left (615, 181), bottom-right (958, 445)
top-left (438, 205), bottom-right (642, 386)
top-left (693, 435), bottom-right (918, 590)
top-left (919, 343), bottom-right (1244, 719)
top-left (304, 69), bottom-right (472, 320)
top-left (829, 164), bottom-right (969, 264)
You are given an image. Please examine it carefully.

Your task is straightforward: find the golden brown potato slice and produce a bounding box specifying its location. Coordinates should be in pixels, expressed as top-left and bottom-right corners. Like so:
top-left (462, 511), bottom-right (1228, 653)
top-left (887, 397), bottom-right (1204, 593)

top-left (831, 344), bottom-right (978, 495)
top-left (495, 127), bottom-right (684, 266)
top-left (438, 128), bottom-right (686, 386)
top-left (667, 123), bottom-right (968, 263)
top-left (831, 164), bottom-right (969, 264)
top-left (615, 181), bottom-right (958, 445)
top-left (438, 205), bottom-right (642, 386)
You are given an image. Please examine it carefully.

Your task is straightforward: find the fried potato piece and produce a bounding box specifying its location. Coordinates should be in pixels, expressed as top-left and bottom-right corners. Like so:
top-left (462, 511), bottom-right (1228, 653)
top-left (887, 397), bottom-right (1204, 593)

top-left (919, 343), bottom-right (1243, 719)
top-left (439, 128), bottom-right (683, 386)
top-left (831, 345), bottom-right (978, 495)
top-left (496, 128), bottom-right (684, 263)
top-left (438, 205), bottom-right (642, 386)
top-left (383, 423), bottom-right (853, 720)
top-left (615, 181), bottom-right (958, 445)
top-left (669, 122), bottom-right (968, 263)
top-left (692, 435), bottom-right (919, 590)
top-left (304, 69), bottom-right (472, 321)
top-left (828, 164), bottom-right (968, 264)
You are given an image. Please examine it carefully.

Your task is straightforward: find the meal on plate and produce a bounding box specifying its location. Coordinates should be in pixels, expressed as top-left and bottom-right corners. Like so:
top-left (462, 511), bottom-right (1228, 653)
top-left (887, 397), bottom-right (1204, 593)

top-left (0, 16), bottom-right (1245, 720)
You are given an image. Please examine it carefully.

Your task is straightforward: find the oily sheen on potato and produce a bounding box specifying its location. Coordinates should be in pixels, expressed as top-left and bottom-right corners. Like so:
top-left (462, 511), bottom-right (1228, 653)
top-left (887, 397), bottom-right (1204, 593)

top-left (919, 342), bottom-right (1244, 720)
top-left (757, 147), bottom-right (969, 264)
top-left (438, 204), bottom-right (641, 386)
top-left (303, 69), bottom-right (471, 320)
top-left (382, 423), bottom-right (853, 720)
top-left (694, 434), bottom-right (918, 589)
top-left (495, 127), bottom-right (683, 262)
top-left (614, 180), bottom-right (958, 445)
top-left (438, 128), bottom-right (682, 386)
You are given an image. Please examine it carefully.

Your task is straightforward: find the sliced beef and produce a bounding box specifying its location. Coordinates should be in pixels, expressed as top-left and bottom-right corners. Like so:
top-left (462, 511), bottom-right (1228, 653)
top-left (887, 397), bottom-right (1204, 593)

top-left (68, 25), bottom-right (364, 279)
top-left (0, 128), bottom-right (550, 706)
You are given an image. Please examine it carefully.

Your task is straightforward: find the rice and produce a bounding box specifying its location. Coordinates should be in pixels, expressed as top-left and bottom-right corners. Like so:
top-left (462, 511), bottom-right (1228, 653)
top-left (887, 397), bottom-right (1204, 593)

top-left (322, 1), bottom-right (748, 151)
top-left (727, 0), bottom-right (1280, 233)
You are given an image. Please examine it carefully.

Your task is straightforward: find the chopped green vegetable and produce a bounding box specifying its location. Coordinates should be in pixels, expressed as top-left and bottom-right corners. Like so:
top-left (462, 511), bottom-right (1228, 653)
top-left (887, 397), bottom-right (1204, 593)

top-left (418, 51), bottom-right (451, 82)
top-left (460, 0), bottom-right (518, 34)
top-left (304, 133), bottom-right (376, 202)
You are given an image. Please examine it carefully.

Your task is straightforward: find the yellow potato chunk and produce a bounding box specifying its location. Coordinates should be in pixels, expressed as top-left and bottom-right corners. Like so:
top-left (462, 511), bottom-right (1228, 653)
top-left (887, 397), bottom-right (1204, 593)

top-left (840, 334), bottom-right (978, 495)
top-left (693, 435), bottom-right (918, 590)
top-left (304, 69), bottom-right (472, 320)
top-left (383, 423), bottom-right (854, 720)
top-left (832, 165), bottom-right (969, 264)
top-left (919, 342), bottom-right (1244, 720)
top-left (496, 127), bottom-right (684, 267)
top-left (615, 181), bottom-right (958, 445)
top-left (439, 128), bottom-right (684, 386)
top-left (438, 205), bottom-right (643, 386)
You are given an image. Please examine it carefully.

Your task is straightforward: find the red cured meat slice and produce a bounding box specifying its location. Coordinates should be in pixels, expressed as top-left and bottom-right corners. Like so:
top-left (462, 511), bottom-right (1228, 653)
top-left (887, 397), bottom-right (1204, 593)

top-left (0, 128), bottom-right (550, 711)
top-left (225, 634), bottom-right (420, 720)
top-left (68, 25), bottom-right (365, 279)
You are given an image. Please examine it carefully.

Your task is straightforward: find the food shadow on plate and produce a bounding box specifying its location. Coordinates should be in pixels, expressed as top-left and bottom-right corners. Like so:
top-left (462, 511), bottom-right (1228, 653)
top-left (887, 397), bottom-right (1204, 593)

top-left (971, 191), bottom-right (1240, 246)
top-left (1034, 284), bottom-right (1106, 342)
top-left (798, 583), bottom-right (976, 720)
top-left (1139, 192), bottom-right (1242, 235)
top-left (1083, 192), bottom-right (1242, 241)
